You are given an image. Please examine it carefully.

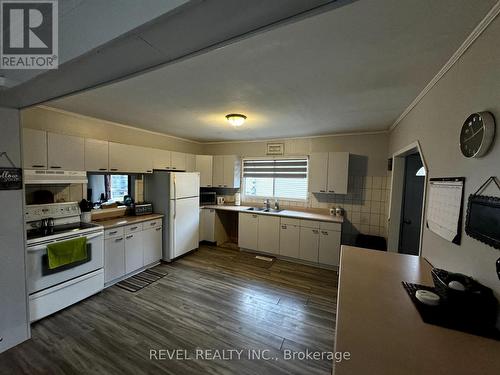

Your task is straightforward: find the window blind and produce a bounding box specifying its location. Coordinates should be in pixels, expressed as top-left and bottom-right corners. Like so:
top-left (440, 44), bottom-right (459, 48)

top-left (243, 159), bottom-right (307, 179)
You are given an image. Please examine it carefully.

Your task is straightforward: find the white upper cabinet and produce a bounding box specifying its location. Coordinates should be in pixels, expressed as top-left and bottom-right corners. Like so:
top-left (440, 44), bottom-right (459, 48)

top-left (152, 149), bottom-right (172, 170)
top-left (195, 155), bottom-right (213, 187)
top-left (327, 152), bottom-right (349, 194)
top-left (47, 133), bottom-right (84, 171)
top-left (309, 152), bottom-right (349, 194)
top-left (23, 128), bottom-right (47, 169)
top-left (109, 142), bottom-right (152, 173)
top-left (309, 152), bottom-right (328, 193)
top-left (186, 154), bottom-right (196, 172)
top-left (85, 139), bottom-right (109, 172)
top-left (213, 155), bottom-right (241, 188)
top-left (171, 151), bottom-right (186, 171)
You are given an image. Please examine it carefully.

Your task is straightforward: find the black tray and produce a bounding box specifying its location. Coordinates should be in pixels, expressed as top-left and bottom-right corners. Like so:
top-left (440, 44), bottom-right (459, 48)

top-left (402, 282), bottom-right (500, 341)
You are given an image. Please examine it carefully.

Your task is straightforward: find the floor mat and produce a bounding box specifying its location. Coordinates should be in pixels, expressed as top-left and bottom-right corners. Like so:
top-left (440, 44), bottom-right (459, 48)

top-left (234, 251), bottom-right (276, 269)
top-left (115, 267), bottom-right (168, 292)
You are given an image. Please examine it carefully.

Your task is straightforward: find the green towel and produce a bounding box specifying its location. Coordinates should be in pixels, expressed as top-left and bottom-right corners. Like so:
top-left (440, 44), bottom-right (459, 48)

top-left (47, 237), bottom-right (88, 269)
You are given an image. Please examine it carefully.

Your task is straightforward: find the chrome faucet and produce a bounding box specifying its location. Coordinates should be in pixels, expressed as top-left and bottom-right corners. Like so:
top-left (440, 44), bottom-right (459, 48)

top-left (264, 198), bottom-right (271, 210)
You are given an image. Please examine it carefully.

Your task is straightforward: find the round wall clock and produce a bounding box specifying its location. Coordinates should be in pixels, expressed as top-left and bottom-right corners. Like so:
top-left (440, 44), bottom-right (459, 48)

top-left (459, 111), bottom-right (495, 158)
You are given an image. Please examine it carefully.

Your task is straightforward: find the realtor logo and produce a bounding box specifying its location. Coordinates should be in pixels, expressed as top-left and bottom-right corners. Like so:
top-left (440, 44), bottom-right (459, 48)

top-left (1, 0), bottom-right (58, 69)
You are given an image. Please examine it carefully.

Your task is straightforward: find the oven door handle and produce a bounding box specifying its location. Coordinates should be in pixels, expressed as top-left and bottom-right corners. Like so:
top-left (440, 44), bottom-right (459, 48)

top-left (27, 232), bottom-right (103, 252)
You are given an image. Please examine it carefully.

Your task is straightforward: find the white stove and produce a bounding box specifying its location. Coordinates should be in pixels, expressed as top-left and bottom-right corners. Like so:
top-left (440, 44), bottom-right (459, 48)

top-left (25, 202), bottom-right (105, 322)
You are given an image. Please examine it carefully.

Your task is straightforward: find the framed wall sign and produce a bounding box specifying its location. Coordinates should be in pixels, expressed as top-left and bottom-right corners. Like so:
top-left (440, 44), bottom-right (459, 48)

top-left (267, 143), bottom-right (284, 155)
top-left (0, 152), bottom-right (23, 190)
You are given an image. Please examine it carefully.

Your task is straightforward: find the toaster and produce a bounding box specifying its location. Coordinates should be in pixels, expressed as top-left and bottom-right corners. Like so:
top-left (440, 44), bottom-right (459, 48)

top-left (134, 203), bottom-right (153, 216)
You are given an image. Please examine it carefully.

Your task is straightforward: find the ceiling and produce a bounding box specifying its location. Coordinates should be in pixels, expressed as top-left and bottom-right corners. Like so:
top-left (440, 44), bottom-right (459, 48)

top-left (46, 0), bottom-right (496, 142)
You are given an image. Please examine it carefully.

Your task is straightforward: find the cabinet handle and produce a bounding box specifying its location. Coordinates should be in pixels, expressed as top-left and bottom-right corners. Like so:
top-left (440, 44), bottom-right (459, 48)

top-left (31, 164), bottom-right (45, 168)
top-left (115, 238), bottom-right (123, 242)
top-left (98, 168), bottom-right (107, 171)
top-left (218, 185), bottom-right (223, 187)
top-left (328, 190), bottom-right (335, 193)
top-left (50, 166), bottom-right (61, 169)
top-left (156, 227), bottom-right (161, 231)
top-left (110, 168), bottom-right (118, 171)
top-left (320, 190), bottom-right (326, 192)
top-left (223, 185), bottom-right (227, 187)
top-left (172, 167), bottom-right (177, 169)
top-left (147, 170), bottom-right (152, 173)
top-left (281, 225), bottom-right (287, 229)
top-left (150, 222), bottom-right (156, 226)
top-left (322, 231), bottom-right (328, 235)
top-left (252, 214), bottom-right (258, 218)
top-left (109, 230), bottom-right (117, 235)
top-left (126, 235), bottom-right (133, 239)
top-left (207, 185), bottom-right (211, 187)
top-left (130, 226), bottom-right (138, 230)
top-left (313, 229), bottom-right (319, 234)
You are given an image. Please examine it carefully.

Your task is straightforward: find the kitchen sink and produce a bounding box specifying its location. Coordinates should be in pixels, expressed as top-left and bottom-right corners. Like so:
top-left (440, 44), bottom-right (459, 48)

top-left (246, 207), bottom-right (282, 213)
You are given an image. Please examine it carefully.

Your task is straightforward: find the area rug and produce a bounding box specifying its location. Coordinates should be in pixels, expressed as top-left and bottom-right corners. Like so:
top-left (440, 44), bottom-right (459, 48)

top-left (115, 267), bottom-right (168, 292)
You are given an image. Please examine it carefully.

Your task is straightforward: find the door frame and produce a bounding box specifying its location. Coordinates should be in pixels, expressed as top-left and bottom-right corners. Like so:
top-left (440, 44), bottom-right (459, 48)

top-left (387, 141), bottom-right (428, 255)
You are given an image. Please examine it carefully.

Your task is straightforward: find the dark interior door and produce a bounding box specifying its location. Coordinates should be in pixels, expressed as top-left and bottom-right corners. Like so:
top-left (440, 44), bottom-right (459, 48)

top-left (398, 153), bottom-right (425, 255)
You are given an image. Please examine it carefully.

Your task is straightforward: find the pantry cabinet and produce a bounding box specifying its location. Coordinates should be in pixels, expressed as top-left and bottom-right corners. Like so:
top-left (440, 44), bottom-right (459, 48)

top-left (238, 213), bottom-right (259, 251)
top-left (213, 155), bottom-right (240, 188)
top-left (85, 138), bottom-right (109, 172)
top-left (23, 128), bottom-right (47, 169)
top-left (309, 152), bottom-right (349, 194)
top-left (195, 155), bottom-right (213, 187)
top-left (47, 133), bottom-right (85, 171)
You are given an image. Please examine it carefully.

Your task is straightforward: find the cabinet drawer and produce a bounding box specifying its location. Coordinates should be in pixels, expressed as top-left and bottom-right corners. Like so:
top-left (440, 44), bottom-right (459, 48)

top-left (299, 219), bottom-right (320, 229)
top-left (124, 223), bottom-right (143, 234)
top-left (105, 227), bottom-right (124, 239)
top-left (143, 219), bottom-right (162, 229)
top-left (320, 221), bottom-right (342, 232)
top-left (281, 217), bottom-right (300, 226)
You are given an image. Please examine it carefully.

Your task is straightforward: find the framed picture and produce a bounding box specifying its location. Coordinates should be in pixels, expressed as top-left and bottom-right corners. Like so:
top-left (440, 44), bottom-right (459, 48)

top-left (266, 143), bottom-right (284, 155)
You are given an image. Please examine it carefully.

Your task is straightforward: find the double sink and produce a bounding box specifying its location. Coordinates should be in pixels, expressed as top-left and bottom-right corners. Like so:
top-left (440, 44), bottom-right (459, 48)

top-left (246, 207), bottom-right (283, 213)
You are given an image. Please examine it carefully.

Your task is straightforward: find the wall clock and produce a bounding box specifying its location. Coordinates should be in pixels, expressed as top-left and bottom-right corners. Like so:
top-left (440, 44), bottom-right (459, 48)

top-left (459, 111), bottom-right (495, 158)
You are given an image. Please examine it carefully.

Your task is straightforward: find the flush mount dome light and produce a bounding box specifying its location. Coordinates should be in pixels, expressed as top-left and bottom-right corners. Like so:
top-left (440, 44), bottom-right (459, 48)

top-left (226, 113), bottom-right (247, 127)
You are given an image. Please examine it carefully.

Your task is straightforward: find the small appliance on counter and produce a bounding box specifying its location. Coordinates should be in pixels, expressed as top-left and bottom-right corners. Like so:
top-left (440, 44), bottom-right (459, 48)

top-left (234, 192), bottom-right (241, 206)
top-left (217, 196), bottom-right (225, 205)
top-left (134, 202), bottom-right (153, 216)
top-left (200, 191), bottom-right (217, 205)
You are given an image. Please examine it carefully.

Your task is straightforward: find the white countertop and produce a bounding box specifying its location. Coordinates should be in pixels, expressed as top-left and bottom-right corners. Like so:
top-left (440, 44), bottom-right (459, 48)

top-left (201, 204), bottom-right (344, 223)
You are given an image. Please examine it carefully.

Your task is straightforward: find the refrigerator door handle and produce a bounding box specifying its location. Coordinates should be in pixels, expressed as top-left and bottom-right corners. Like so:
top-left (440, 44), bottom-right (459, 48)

top-left (173, 175), bottom-right (177, 219)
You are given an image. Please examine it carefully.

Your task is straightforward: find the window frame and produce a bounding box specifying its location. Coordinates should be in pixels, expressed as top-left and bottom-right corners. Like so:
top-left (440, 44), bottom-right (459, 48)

top-left (241, 156), bottom-right (309, 201)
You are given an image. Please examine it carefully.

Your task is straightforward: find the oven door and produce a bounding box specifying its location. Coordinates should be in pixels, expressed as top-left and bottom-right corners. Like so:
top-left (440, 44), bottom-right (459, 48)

top-left (26, 231), bottom-right (104, 294)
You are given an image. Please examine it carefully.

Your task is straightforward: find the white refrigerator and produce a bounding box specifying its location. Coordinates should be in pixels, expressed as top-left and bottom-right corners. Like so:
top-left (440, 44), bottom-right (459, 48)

top-left (145, 171), bottom-right (200, 261)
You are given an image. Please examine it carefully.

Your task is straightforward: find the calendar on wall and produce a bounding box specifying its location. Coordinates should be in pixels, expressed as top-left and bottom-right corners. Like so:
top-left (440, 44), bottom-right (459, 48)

top-left (426, 177), bottom-right (465, 245)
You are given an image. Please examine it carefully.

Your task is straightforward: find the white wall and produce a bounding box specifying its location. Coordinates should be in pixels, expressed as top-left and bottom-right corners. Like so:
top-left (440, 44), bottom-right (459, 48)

top-left (389, 15), bottom-right (500, 296)
top-left (0, 107), bottom-right (30, 352)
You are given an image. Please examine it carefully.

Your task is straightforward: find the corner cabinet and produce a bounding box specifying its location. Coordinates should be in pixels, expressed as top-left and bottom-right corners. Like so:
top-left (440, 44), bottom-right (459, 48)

top-left (309, 152), bottom-right (349, 194)
top-left (213, 155), bottom-right (241, 188)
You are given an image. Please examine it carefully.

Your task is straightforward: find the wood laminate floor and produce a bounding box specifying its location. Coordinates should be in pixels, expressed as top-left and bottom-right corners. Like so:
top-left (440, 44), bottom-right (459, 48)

top-left (0, 245), bottom-right (338, 375)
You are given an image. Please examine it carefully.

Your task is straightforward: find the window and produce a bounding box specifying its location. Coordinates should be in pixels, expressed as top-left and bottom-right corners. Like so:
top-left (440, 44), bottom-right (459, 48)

top-left (108, 175), bottom-right (129, 202)
top-left (243, 158), bottom-right (308, 200)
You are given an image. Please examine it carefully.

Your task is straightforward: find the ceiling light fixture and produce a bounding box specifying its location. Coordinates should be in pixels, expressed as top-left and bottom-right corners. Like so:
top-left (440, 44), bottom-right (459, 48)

top-left (226, 113), bottom-right (247, 127)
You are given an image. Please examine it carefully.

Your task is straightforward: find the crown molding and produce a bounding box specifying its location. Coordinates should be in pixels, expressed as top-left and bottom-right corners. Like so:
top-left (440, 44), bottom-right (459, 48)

top-left (389, 0), bottom-right (500, 132)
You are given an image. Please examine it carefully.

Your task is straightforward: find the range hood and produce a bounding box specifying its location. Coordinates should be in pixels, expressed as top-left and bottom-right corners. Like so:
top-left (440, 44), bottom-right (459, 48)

top-left (24, 170), bottom-right (88, 184)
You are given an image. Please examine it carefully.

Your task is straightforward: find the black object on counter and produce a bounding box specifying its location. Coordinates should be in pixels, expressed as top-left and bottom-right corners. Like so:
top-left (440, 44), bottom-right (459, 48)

top-left (355, 234), bottom-right (387, 251)
top-left (79, 199), bottom-right (92, 212)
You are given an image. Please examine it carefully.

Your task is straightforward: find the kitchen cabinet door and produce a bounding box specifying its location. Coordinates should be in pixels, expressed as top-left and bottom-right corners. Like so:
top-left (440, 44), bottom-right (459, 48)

top-left (319, 229), bottom-right (341, 266)
top-left (327, 152), bottom-right (349, 194)
top-left (104, 237), bottom-right (125, 283)
top-left (136, 146), bottom-right (153, 173)
top-left (85, 138), bottom-right (109, 172)
top-left (213, 155), bottom-right (224, 187)
top-left (238, 213), bottom-right (258, 251)
top-left (143, 226), bottom-right (163, 265)
top-left (125, 231), bottom-right (144, 274)
top-left (200, 208), bottom-right (215, 242)
top-left (171, 151), bottom-right (186, 171)
top-left (47, 132), bottom-right (85, 171)
top-left (279, 223), bottom-right (300, 258)
top-left (186, 154), bottom-right (196, 172)
top-left (257, 215), bottom-right (280, 254)
top-left (23, 128), bottom-right (47, 169)
top-left (152, 149), bottom-right (172, 170)
top-left (195, 155), bottom-right (213, 187)
top-left (299, 227), bottom-right (319, 262)
top-left (309, 152), bottom-right (328, 193)
top-left (223, 155), bottom-right (241, 188)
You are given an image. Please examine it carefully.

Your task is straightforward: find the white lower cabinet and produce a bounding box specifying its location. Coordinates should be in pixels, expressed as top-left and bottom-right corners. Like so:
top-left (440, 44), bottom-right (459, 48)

top-left (125, 232), bottom-right (144, 274)
top-left (104, 237), bottom-right (125, 283)
top-left (238, 213), bottom-right (259, 250)
top-left (143, 226), bottom-right (163, 265)
top-left (279, 223), bottom-right (300, 258)
top-left (319, 229), bottom-right (342, 266)
top-left (257, 215), bottom-right (280, 254)
top-left (299, 227), bottom-right (320, 262)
